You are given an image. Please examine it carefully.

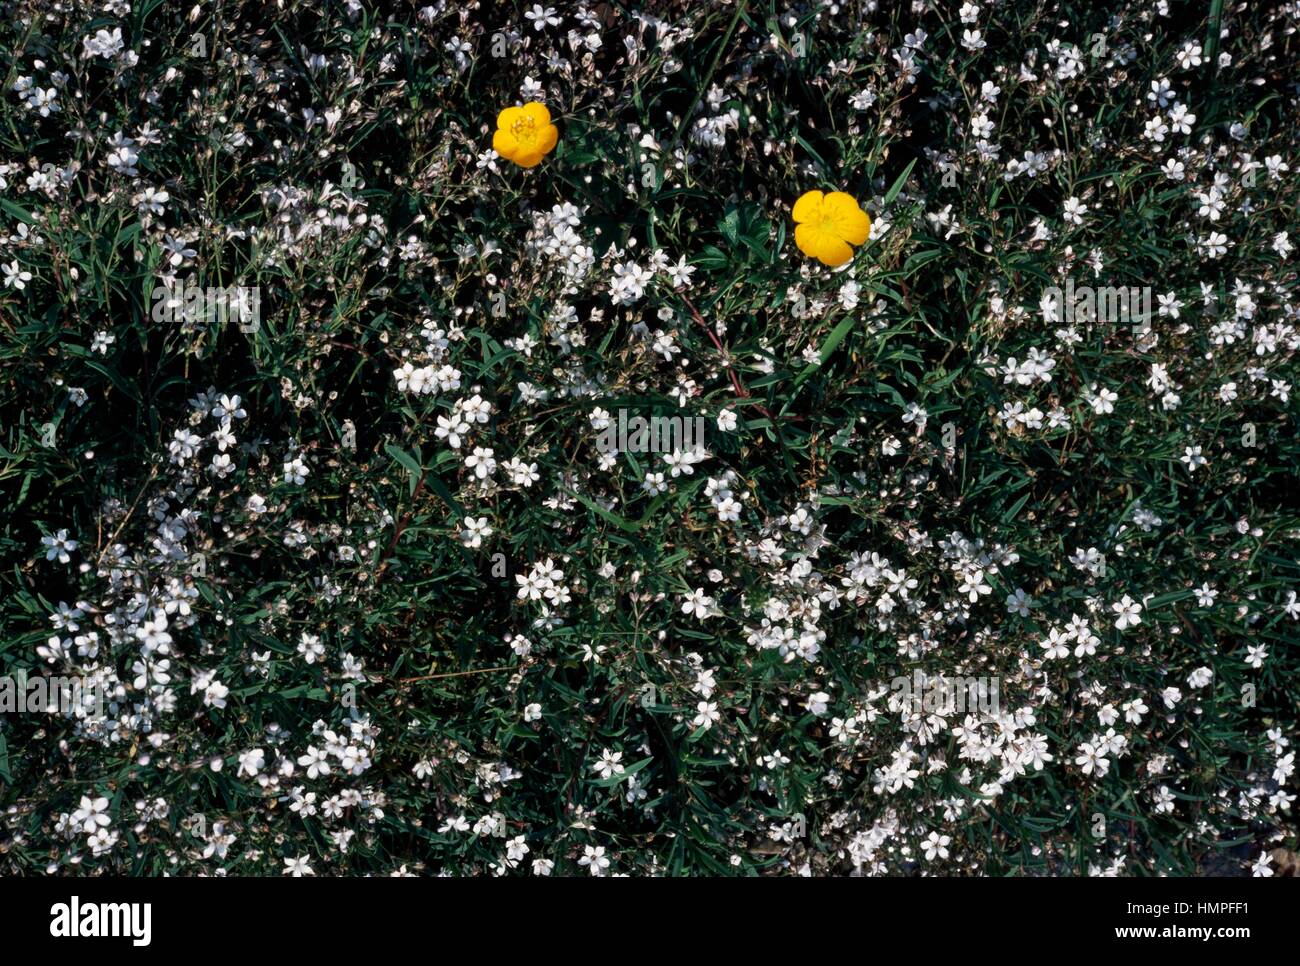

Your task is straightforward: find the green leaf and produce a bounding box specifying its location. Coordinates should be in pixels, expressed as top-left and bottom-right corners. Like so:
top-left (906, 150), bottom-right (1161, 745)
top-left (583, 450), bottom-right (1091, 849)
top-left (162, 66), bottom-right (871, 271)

top-left (791, 314), bottom-right (857, 389)
top-left (883, 158), bottom-right (917, 205)
top-left (568, 489), bottom-right (641, 533)
top-left (385, 443), bottom-right (423, 496)
top-left (0, 199), bottom-right (35, 225)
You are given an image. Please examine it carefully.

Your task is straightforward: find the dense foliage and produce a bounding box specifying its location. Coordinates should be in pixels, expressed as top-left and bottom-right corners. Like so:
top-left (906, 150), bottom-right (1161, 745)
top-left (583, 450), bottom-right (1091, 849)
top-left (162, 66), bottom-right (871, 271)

top-left (0, 0), bottom-right (1296, 876)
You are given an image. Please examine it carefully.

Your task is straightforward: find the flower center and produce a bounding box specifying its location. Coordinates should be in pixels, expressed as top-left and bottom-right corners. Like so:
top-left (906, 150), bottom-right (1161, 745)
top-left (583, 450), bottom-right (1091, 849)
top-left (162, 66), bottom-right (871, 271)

top-left (809, 205), bottom-right (841, 236)
top-left (510, 116), bottom-right (539, 147)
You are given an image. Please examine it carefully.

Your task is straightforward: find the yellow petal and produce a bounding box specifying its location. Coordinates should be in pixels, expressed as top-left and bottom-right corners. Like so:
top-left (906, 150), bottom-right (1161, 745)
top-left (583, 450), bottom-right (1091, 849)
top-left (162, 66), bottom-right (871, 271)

top-left (813, 234), bottom-right (853, 267)
top-left (794, 223), bottom-right (820, 258)
top-left (823, 191), bottom-right (859, 213)
top-left (496, 106), bottom-right (526, 130)
top-left (795, 224), bottom-right (853, 266)
top-left (521, 102), bottom-right (552, 125)
top-left (824, 192), bottom-right (871, 245)
top-left (512, 151), bottom-right (543, 168)
top-left (536, 123), bottom-right (558, 156)
top-left (492, 129), bottom-right (519, 159)
top-left (791, 190), bottom-right (825, 224)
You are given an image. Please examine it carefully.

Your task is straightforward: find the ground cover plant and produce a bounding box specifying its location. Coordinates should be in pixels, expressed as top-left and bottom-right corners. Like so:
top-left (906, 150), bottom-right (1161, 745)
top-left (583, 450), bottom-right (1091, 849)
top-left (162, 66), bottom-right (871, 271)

top-left (0, 0), bottom-right (1297, 877)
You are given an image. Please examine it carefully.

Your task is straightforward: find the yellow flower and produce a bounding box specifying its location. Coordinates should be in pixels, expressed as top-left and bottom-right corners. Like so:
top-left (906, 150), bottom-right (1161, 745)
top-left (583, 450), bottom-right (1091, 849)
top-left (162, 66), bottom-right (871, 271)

top-left (792, 190), bottom-right (872, 267)
top-left (492, 101), bottom-right (559, 168)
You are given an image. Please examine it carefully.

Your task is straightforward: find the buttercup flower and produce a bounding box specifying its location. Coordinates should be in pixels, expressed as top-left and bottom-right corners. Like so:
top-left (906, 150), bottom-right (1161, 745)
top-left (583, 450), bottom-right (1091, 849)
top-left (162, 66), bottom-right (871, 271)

top-left (492, 102), bottom-right (559, 168)
top-left (792, 190), bottom-right (871, 266)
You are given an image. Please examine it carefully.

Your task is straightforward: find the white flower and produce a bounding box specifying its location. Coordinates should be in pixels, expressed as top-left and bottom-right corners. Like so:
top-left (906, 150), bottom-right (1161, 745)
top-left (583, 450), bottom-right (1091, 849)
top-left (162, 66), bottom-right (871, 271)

top-left (1088, 385), bottom-right (1118, 414)
top-left (439, 815), bottom-right (471, 834)
top-left (283, 456), bottom-right (310, 485)
top-left (1181, 445), bottom-right (1207, 472)
top-left (1040, 628), bottom-right (1071, 660)
top-left (692, 701), bottom-right (720, 730)
top-left (1005, 588), bottom-right (1034, 616)
top-left (460, 515), bottom-right (493, 548)
top-left (72, 795), bottom-right (111, 834)
top-left (681, 587), bottom-right (715, 619)
top-left (297, 746), bottom-right (331, 779)
top-left (902, 403), bottom-right (928, 431)
top-left (591, 748), bottom-right (624, 780)
top-left (465, 446), bottom-right (496, 480)
top-left (1112, 595), bottom-right (1143, 630)
top-left (1075, 742), bottom-right (1110, 777)
top-left (923, 831), bottom-right (951, 860)
top-left (957, 569), bottom-right (991, 603)
top-left (578, 844), bottom-right (611, 875)
top-left (237, 748), bottom-right (266, 777)
top-left (298, 632), bottom-right (325, 664)
top-left (203, 679), bottom-right (229, 709)
top-left (83, 26), bottom-right (126, 60)
top-left (524, 4), bottom-right (560, 31)
top-left (42, 529), bottom-right (78, 564)
top-left (2, 260), bottom-right (32, 289)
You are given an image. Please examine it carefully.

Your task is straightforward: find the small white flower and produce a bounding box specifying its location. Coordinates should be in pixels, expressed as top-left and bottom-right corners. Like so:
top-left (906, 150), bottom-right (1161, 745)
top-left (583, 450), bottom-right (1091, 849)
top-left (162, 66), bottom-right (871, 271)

top-left (922, 831), bottom-right (951, 860)
top-left (1062, 196), bottom-right (1087, 225)
top-left (1112, 595), bottom-right (1143, 630)
top-left (459, 515), bottom-right (493, 548)
top-left (681, 587), bottom-right (715, 620)
top-left (692, 700), bottom-right (720, 731)
top-left (578, 844), bottom-right (611, 875)
top-left (3, 260), bottom-right (33, 289)
top-left (591, 748), bottom-right (624, 780)
top-left (283, 456), bottom-right (310, 485)
top-left (297, 632), bottom-right (325, 664)
top-left (237, 748), bottom-right (266, 777)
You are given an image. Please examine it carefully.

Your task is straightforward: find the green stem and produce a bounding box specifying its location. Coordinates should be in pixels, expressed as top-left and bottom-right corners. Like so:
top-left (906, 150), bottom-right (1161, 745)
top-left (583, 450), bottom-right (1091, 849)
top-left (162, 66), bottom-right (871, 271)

top-left (671, 0), bottom-right (748, 148)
